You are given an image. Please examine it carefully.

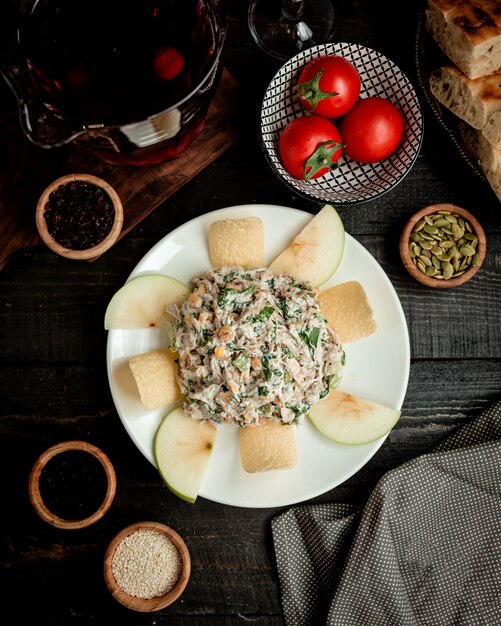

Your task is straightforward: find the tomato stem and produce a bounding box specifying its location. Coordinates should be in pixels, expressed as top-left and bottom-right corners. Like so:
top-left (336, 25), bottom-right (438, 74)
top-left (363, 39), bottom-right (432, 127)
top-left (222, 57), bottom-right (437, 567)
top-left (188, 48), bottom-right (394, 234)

top-left (293, 69), bottom-right (339, 111)
top-left (304, 141), bottom-right (344, 181)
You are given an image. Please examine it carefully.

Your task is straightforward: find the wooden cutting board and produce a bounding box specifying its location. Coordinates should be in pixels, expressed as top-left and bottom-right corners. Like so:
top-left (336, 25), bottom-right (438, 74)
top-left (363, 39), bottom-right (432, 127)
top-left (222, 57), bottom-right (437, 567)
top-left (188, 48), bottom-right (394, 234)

top-left (0, 69), bottom-right (240, 269)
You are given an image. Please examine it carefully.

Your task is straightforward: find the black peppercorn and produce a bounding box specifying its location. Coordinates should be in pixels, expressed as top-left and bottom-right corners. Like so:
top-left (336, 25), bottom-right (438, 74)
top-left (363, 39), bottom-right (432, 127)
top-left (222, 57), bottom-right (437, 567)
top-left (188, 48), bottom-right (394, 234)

top-left (44, 181), bottom-right (115, 250)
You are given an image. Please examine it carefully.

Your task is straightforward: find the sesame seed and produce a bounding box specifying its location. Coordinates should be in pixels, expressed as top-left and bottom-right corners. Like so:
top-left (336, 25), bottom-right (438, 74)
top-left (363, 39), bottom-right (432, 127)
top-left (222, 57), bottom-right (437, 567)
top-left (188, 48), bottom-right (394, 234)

top-left (112, 529), bottom-right (182, 599)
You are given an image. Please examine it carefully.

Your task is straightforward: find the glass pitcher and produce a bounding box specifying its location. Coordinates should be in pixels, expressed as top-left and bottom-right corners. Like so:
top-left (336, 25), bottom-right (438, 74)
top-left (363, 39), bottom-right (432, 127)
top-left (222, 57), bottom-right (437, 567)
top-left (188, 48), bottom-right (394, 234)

top-left (1, 0), bottom-right (226, 166)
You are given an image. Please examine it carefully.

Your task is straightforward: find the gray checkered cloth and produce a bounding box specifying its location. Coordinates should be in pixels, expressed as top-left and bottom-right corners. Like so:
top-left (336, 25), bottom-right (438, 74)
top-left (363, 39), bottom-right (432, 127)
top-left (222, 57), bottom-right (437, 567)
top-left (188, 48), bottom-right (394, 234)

top-left (272, 401), bottom-right (501, 626)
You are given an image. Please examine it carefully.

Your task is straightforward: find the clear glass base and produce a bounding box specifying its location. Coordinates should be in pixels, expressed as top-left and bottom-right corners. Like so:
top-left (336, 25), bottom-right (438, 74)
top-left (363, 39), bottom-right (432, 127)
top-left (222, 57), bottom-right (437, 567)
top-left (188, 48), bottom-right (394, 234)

top-left (248, 0), bottom-right (336, 60)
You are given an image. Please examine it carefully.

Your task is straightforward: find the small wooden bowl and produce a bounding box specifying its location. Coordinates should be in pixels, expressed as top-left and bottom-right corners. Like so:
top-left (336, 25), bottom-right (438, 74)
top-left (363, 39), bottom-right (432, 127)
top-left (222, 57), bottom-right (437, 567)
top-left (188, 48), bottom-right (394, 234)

top-left (399, 203), bottom-right (486, 288)
top-left (104, 521), bottom-right (191, 612)
top-left (35, 173), bottom-right (123, 260)
top-left (28, 440), bottom-right (116, 530)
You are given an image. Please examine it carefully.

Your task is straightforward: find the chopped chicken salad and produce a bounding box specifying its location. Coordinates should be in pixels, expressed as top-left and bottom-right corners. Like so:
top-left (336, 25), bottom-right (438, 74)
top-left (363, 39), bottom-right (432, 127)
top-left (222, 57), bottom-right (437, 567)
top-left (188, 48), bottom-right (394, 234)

top-left (168, 267), bottom-right (344, 427)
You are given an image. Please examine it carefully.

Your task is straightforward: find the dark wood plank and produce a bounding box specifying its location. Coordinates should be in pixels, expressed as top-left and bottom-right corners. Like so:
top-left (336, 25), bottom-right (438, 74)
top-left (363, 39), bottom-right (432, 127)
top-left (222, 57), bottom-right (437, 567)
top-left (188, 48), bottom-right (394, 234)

top-left (1, 232), bottom-right (499, 363)
top-left (2, 358), bottom-right (500, 623)
top-left (1, 1), bottom-right (500, 625)
top-left (2, 359), bottom-right (499, 474)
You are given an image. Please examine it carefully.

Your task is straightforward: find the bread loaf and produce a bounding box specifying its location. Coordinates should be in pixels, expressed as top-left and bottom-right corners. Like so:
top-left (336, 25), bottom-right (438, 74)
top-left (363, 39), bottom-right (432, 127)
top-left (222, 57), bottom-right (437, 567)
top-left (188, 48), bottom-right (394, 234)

top-left (482, 110), bottom-right (501, 149)
top-left (459, 119), bottom-right (501, 201)
top-left (426, 0), bottom-right (501, 79)
top-left (429, 65), bottom-right (501, 129)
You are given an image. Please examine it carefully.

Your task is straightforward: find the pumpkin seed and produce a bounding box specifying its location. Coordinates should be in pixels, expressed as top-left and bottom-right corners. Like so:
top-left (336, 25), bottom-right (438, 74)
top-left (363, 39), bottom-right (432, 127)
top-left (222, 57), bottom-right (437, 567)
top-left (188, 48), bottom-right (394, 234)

top-left (417, 260), bottom-right (426, 273)
top-left (420, 240), bottom-right (433, 250)
top-left (433, 218), bottom-right (450, 228)
top-left (444, 214), bottom-right (457, 223)
top-left (420, 232), bottom-right (435, 241)
top-left (472, 253), bottom-right (480, 266)
top-left (423, 224), bottom-right (439, 235)
top-left (460, 244), bottom-right (476, 257)
top-left (443, 263), bottom-right (454, 280)
top-left (420, 255), bottom-right (432, 267)
top-left (414, 219), bottom-right (426, 231)
top-left (426, 266), bottom-right (437, 277)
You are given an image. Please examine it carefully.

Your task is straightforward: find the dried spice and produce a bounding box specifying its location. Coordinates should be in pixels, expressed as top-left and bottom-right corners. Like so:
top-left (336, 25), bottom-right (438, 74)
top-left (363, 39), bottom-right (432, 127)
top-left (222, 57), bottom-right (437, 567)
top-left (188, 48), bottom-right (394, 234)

top-left (39, 450), bottom-right (107, 520)
top-left (44, 181), bottom-right (114, 250)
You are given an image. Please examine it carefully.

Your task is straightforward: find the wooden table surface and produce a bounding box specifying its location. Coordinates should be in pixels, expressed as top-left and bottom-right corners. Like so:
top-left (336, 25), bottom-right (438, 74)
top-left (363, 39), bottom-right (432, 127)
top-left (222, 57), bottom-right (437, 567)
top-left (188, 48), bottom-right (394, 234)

top-left (1, 1), bottom-right (500, 624)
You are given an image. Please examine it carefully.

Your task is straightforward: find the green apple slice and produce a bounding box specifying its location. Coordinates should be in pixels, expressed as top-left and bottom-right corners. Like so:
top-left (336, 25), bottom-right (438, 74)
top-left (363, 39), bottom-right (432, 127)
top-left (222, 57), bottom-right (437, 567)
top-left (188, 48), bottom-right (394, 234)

top-left (154, 407), bottom-right (217, 503)
top-left (308, 389), bottom-right (401, 445)
top-left (268, 204), bottom-right (345, 287)
top-left (104, 274), bottom-right (190, 329)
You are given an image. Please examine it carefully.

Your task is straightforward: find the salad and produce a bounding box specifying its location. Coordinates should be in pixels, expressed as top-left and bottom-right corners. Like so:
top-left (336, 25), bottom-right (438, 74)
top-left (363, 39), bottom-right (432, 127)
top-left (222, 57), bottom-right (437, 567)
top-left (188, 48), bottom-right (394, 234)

top-left (168, 266), bottom-right (345, 427)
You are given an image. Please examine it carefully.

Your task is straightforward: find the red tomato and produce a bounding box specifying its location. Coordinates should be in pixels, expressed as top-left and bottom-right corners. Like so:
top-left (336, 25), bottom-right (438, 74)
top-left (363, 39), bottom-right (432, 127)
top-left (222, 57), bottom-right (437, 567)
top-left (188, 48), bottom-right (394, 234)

top-left (294, 55), bottom-right (361, 118)
top-left (278, 116), bottom-right (343, 181)
top-left (153, 47), bottom-right (185, 80)
top-left (339, 97), bottom-right (404, 163)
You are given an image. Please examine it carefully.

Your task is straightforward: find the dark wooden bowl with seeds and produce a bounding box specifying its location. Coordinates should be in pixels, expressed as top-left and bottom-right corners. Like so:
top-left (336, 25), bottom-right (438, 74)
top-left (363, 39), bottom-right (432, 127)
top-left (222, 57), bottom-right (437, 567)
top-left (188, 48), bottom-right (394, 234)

top-left (28, 440), bottom-right (117, 530)
top-left (35, 173), bottom-right (124, 260)
top-left (399, 204), bottom-right (486, 289)
top-left (104, 521), bottom-right (191, 612)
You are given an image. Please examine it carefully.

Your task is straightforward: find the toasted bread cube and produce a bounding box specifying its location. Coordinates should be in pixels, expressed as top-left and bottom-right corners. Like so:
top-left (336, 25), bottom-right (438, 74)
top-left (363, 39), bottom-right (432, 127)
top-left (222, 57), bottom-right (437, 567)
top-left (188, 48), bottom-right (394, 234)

top-left (240, 422), bottom-right (297, 473)
top-left (208, 217), bottom-right (264, 269)
top-left (129, 349), bottom-right (183, 410)
top-left (318, 281), bottom-right (376, 344)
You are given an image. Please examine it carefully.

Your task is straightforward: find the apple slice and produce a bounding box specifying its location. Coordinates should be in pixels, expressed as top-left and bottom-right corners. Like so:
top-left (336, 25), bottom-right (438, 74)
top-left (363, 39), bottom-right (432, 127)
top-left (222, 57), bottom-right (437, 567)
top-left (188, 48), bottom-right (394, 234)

top-left (268, 204), bottom-right (345, 287)
top-left (154, 407), bottom-right (217, 503)
top-left (308, 389), bottom-right (401, 445)
top-left (104, 274), bottom-right (190, 329)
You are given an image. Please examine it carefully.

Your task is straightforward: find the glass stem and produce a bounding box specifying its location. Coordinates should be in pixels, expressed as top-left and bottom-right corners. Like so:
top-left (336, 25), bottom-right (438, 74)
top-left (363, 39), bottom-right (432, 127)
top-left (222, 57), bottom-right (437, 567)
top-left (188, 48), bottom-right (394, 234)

top-left (282, 0), bottom-right (305, 21)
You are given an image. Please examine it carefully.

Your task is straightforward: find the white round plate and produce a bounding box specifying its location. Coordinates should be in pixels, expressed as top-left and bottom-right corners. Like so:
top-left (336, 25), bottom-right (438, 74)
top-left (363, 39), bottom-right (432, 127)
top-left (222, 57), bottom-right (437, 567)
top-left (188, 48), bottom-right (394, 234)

top-left (107, 205), bottom-right (410, 508)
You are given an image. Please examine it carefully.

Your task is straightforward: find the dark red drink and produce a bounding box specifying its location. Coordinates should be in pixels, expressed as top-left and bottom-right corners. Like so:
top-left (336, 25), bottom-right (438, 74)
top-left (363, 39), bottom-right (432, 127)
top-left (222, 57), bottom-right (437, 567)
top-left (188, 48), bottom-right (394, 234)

top-left (16, 0), bottom-right (225, 165)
